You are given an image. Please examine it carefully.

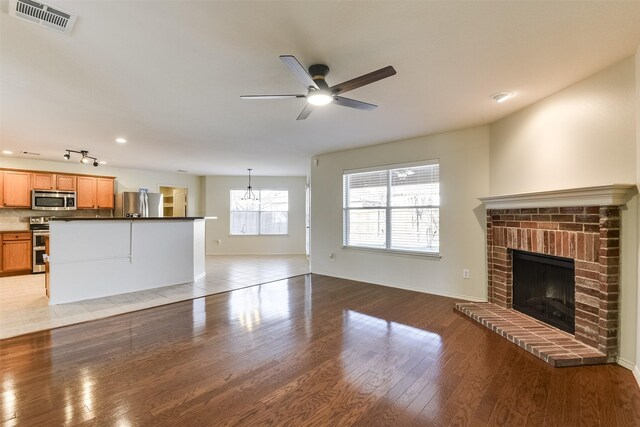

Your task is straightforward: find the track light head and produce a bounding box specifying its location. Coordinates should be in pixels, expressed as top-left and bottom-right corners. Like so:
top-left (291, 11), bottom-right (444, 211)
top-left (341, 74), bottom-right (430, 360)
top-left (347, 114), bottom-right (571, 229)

top-left (63, 152), bottom-right (71, 160)
top-left (93, 160), bottom-right (99, 167)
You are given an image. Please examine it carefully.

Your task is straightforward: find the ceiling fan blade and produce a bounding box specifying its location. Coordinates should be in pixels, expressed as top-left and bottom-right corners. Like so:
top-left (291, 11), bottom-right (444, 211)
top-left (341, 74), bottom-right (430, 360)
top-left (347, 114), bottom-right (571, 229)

top-left (332, 96), bottom-right (377, 111)
top-left (296, 104), bottom-right (313, 120)
top-left (241, 94), bottom-right (306, 100)
top-left (280, 55), bottom-right (319, 90)
top-left (329, 66), bottom-right (396, 95)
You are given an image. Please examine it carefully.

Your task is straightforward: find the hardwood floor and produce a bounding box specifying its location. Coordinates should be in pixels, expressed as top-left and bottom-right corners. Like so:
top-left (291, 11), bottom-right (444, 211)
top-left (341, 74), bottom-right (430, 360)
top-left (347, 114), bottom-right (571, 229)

top-left (1, 274), bottom-right (639, 426)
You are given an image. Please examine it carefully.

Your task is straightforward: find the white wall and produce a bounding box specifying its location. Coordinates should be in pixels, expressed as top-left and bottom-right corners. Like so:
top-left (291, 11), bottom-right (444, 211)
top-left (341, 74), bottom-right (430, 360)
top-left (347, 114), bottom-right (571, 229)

top-left (490, 58), bottom-right (636, 194)
top-left (635, 45), bottom-right (640, 385)
top-left (489, 57), bottom-right (638, 369)
top-left (310, 126), bottom-right (490, 301)
top-left (0, 157), bottom-right (203, 216)
top-left (204, 175), bottom-right (306, 255)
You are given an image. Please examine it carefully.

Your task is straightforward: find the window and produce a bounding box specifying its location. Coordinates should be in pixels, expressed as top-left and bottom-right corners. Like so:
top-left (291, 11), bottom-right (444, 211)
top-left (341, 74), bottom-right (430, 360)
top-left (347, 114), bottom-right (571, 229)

top-left (343, 161), bottom-right (439, 254)
top-left (230, 189), bottom-right (288, 235)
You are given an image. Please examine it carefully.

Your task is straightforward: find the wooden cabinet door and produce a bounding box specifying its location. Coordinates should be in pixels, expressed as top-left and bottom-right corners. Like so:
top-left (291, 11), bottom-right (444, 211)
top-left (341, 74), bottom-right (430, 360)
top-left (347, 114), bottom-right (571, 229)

top-left (0, 235), bottom-right (3, 273)
top-left (2, 171), bottom-right (32, 207)
top-left (96, 178), bottom-right (114, 209)
top-left (32, 173), bottom-right (55, 190)
top-left (56, 175), bottom-right (76, 191)
top-left (0, 171), bottom-right (4, 208)
top-left (2, 239), bottom-right (31, 272)
top-left (76, 176), bottom-right (96, 209)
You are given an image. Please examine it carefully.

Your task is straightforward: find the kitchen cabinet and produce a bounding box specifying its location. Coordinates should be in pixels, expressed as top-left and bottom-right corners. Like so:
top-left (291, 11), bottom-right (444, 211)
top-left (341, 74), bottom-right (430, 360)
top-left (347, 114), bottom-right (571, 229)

top-left (32, 173), bottom-right (55, 190)
top-left (2, 171), bottom-right (32, 208)
top-left (1, 232), bottom-right (31, 274)
top-left (56, 175), bottom-right (76, 191)
top-left (76, 176), bottom-right (96, 208)
top-left (33, 173), bottom-right (77, 191)
top-left (0, 168), bottom-right (115, 210)
top-left (96, 178), bottom-right (114, 209)
top-left (77, 177), bottom-right (114, 209)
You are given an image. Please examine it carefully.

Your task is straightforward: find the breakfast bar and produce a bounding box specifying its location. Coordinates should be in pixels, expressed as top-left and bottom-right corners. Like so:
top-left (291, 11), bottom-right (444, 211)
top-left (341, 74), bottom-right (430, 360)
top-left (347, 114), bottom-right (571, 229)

top-left (47, 217), bottom-right (205, 304)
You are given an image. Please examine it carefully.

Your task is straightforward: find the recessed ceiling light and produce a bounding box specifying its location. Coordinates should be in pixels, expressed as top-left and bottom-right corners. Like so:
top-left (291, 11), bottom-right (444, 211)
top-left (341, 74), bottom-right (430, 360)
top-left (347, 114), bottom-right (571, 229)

top-left (2, 150), bottom-right (13, 155)
top-left (99, 161), bottom-right (107, 165)
top-left (115, 138), bottom-right (127, 144)
top-left (493, 92), bottom-right (514, 103)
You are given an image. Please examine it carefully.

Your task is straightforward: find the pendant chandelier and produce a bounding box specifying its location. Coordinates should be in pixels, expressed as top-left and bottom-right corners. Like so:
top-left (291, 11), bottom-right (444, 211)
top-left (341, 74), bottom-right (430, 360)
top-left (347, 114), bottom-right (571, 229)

top-left (242, 168), bottom-right (257, 201)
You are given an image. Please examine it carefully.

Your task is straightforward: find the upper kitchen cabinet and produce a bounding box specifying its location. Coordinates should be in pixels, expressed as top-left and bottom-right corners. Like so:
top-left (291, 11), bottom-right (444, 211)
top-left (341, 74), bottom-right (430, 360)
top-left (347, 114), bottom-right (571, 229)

top-left (2, 171), bottom-right (32, 208)
top-left (32, 173), bottom-right (55, 190)
top-left (96, 178), bottom-right (114, 209)
top-left (76, 176), bottom-right (96, 209)
top-left (56, 175), bottom-right (76, 191)
top-left (33, 173), bottom-right (77, 191)
top-left (77, 176), bottom-right (114, 209)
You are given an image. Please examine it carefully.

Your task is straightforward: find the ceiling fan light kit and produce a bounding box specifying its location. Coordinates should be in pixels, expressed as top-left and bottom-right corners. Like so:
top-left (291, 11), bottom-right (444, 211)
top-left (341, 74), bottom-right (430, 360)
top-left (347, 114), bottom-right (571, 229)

top-left (241, 55), bottom-right (396, 120)
top-left (307, 90), bottom-right (332, 106)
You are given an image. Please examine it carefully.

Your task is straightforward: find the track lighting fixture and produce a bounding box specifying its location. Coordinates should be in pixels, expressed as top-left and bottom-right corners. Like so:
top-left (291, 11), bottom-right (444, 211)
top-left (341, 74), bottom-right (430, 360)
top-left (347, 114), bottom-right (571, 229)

top-left (64, 149), bottom-right (100, 167)
top-left (242, 168), bottom-right (257, 201)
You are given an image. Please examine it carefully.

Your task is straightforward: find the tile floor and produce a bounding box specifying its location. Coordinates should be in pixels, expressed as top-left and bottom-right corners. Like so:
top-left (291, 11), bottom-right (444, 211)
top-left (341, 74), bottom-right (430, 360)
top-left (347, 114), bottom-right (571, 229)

top-left (0, 254), bottom-right (309, 339)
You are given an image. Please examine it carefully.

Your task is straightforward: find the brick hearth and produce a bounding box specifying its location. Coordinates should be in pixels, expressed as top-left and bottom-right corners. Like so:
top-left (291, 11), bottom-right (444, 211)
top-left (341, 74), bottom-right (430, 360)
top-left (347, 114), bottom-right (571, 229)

top-left (455, 302), bottom-right (607, 366)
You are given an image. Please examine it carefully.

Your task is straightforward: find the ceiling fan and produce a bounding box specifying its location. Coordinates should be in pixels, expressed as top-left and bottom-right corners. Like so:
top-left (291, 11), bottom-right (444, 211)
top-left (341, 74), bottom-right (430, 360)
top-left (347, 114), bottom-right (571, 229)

top-left (241, 55), bottom-right (397, 120)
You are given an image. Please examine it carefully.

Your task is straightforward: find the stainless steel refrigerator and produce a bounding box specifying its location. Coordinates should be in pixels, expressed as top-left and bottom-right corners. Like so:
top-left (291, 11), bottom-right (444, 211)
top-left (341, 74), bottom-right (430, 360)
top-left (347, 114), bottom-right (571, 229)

top-left (122, 191), bottom-right (164, 217)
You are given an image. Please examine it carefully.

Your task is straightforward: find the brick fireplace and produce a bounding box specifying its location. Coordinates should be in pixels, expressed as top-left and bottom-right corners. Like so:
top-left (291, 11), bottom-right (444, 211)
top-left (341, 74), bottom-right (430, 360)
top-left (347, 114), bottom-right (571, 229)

top-left (487, 204), bottom-right (619, 359)
top-left (455, 185), bottom-right (634, 366)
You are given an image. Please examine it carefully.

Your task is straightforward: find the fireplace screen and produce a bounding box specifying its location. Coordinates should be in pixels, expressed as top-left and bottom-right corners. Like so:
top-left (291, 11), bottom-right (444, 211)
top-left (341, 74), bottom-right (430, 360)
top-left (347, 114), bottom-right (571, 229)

top-left (512, 250), bottom-right (575, 334)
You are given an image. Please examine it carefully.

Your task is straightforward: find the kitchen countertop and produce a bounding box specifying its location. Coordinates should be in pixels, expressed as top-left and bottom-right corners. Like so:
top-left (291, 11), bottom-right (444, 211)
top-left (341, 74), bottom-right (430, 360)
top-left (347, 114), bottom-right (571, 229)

top-left (50, 217), bottom-right (205, 221)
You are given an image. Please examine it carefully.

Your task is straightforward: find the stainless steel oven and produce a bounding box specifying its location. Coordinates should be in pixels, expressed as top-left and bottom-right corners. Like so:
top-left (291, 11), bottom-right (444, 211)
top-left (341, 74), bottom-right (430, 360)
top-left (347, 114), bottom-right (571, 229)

top-left (32, 190), bottom-right (76, 211)
top-left (30, 217), bottom-right (50, 273)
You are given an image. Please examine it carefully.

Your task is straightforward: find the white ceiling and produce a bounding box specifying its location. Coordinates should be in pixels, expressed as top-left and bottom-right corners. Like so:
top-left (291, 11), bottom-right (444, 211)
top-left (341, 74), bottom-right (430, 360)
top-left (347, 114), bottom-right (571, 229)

top-left (2, 1), bottom-right (640, 177)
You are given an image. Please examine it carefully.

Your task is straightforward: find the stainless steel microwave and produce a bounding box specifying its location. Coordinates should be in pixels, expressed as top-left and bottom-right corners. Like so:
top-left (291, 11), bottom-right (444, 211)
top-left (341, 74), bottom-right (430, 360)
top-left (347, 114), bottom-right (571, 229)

top-left (32, 190), bottom-right (76, 210)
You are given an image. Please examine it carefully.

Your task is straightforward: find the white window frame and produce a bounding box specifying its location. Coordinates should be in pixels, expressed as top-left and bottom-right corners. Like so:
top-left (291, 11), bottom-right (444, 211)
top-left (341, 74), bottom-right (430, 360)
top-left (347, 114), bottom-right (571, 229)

top-left (342, 160), bottom-right (440, 257)
top-left (229, 188), bottom-right (289, 236)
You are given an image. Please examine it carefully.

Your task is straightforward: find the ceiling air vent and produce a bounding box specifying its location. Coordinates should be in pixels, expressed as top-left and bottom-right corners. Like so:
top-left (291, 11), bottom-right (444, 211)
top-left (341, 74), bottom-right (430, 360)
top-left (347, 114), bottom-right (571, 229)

top-left (9, 0), bottom-right (78, 34)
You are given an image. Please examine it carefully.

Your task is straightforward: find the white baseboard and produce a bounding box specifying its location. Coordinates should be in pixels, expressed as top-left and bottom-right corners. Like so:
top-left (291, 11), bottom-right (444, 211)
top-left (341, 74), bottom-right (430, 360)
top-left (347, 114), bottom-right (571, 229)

top-left (634, 365), bottom-right (640, 389)
top-left (206, 252), bottom-right (307, 256)
top-left (617, 357), bottom-right (634, 370)
top-left (310, 271), bottom-right (487, 302)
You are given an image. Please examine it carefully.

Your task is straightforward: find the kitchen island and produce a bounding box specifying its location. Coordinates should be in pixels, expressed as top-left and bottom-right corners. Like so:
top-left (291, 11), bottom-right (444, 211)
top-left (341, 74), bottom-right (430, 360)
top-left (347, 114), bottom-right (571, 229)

top-left (48, 217), bottom-right (205, 304)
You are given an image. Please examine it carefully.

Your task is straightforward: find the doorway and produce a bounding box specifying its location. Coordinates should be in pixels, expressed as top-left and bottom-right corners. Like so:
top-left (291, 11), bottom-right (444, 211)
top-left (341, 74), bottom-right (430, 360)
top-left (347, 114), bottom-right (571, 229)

top-left (159, 186), bottom-right (188, 217)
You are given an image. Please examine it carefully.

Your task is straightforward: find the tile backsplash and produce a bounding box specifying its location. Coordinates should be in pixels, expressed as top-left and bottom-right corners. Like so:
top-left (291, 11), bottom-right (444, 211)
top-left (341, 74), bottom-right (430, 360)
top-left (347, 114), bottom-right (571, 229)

top-left (0, 209), bottom-right (114, 231)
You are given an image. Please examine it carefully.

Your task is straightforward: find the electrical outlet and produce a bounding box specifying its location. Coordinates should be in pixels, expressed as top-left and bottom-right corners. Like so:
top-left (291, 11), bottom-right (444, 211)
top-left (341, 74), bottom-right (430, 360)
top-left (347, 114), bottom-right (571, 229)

top-left (329, 253), bottom-right (335, 261)
top-left (463, 269), bottom-right (470, 279)
top-left (216, 239), bottom-right (222, 245)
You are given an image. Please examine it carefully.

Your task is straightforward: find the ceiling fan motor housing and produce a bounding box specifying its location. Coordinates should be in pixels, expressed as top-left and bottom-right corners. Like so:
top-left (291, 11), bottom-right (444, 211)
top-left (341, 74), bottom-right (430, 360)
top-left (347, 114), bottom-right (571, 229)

top-left (308, 64), bottom-right (330, 89)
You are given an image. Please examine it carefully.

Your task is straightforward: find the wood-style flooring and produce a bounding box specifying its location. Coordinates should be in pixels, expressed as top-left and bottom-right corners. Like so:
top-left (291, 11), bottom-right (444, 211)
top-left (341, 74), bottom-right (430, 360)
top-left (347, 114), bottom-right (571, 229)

top-left (1, 274), bottom-right (639, 426)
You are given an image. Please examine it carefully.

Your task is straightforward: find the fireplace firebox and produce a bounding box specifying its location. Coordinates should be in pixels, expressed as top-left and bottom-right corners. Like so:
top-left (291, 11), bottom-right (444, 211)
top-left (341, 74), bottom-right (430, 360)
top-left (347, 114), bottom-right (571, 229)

top-left (512, 250), bottom-right (575, 334)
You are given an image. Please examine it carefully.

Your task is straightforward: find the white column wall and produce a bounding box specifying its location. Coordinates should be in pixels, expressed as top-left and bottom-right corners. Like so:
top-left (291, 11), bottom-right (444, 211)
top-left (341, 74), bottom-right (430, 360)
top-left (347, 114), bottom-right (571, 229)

top-left (489, 57), bottom-right (638, 369)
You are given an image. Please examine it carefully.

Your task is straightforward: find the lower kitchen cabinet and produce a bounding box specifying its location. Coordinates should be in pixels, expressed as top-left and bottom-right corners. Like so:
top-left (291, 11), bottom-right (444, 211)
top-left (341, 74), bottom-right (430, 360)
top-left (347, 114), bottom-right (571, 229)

top-left (1, 232), bottom-right (32, 275)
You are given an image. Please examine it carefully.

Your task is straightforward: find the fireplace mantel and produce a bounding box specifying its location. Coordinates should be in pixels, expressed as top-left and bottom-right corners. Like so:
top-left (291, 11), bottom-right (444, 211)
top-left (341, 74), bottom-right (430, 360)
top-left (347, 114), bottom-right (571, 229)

top-left (479, 184), bottom-right (636, 209)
